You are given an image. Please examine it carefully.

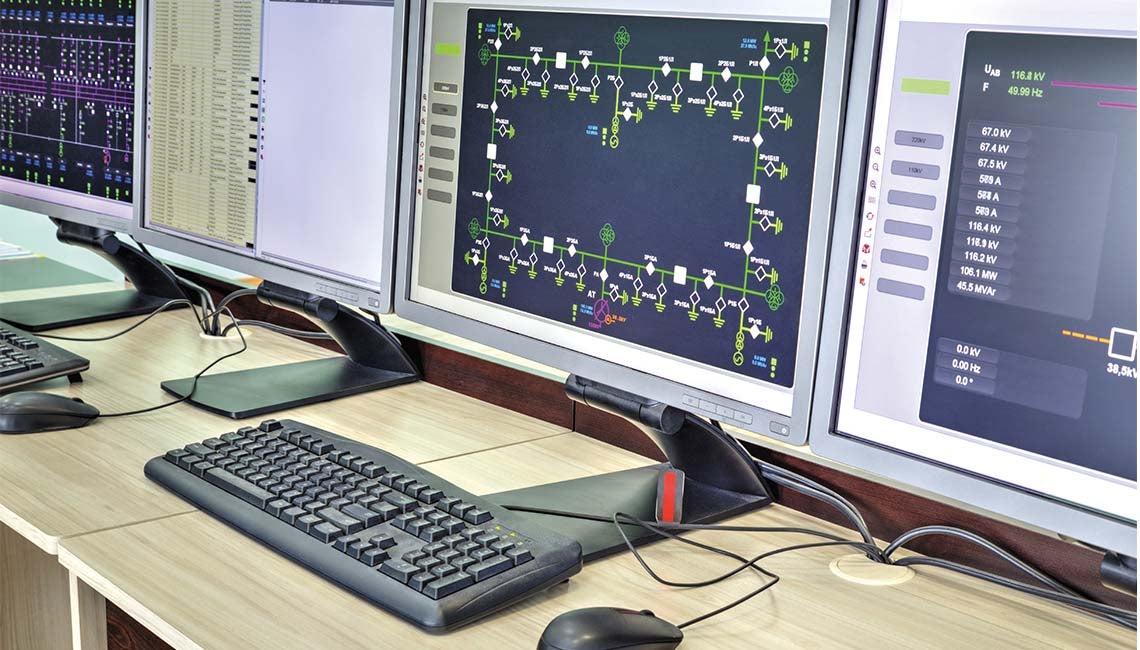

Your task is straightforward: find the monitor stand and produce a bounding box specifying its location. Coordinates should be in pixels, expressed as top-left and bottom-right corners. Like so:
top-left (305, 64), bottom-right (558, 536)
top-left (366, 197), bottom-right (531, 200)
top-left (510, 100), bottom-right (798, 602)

top-left (489, 375), bottom-right (773, 561)
top-left (0, 219), bottom-right (187, 331)
top-left (160, 281), bottom-right (420, 419)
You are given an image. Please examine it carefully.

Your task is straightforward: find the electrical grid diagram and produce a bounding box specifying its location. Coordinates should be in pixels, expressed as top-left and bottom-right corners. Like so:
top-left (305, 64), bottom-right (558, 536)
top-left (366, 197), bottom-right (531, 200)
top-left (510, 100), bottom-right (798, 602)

top-left (452, 10), bottom-right (826, 387)
top-left (0, 1), bottom-right (135, 203)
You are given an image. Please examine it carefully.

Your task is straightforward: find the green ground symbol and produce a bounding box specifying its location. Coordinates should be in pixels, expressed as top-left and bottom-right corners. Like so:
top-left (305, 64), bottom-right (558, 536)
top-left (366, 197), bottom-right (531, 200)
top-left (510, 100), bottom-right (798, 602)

top-left (479, 43), bottom-right (492, 66)
top-left (614, 26), bottom-right (631, 50)
top-left (766, 285), bottom-right (785, 310)
top-left (599, 223), bottom-right (616, 246)
top-left (777, 67), bottom-right (799, 93)
top-left (468, 218), bottom-right (481, 240)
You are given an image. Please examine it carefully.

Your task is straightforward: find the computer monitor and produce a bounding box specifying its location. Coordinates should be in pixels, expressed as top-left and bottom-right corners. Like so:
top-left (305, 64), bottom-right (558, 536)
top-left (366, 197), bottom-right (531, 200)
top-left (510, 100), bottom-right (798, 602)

top-left (811, 0), bottom-right (1136, 557)
top-left (132, 0), bottom-right (418, 418)
top-left (0, 3), bottom-right (185, 330)
top-left (396, 0), bottom-right (854, 557)
top-left (397, 0), bottom-right (853, 447)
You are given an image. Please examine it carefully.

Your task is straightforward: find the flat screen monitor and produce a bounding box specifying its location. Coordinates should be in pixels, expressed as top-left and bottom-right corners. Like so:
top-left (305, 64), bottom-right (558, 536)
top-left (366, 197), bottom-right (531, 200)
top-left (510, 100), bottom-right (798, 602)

top-left (133, 0), bottom-right (407, 312)
top-left (812, 0), bottom-right (1137, 555)
top-left (397, 0), bottom-right (854, 444)
top-left (0, 2), bottom-right (136, 230)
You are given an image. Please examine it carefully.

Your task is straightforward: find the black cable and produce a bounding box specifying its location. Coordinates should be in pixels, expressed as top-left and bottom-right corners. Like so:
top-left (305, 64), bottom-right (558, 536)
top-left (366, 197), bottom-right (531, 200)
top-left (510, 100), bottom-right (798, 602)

top-left (98, 307), bottom-right (248, 418)
top-left (210, 287), bottom-right (258, 334)
top-left (893, 556), bottom-right (1136, 628)
top-left (219, 319), bottom-right (332, 341)
top-left (35, 299), bottom-right (193, 341)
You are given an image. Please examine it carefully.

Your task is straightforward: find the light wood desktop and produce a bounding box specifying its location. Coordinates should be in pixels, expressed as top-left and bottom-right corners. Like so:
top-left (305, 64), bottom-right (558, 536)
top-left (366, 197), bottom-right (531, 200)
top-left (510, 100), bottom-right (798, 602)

top-left (0, 282), bottom-right (570, 648)
top-left (2, 282), bottom-right (1134, 649)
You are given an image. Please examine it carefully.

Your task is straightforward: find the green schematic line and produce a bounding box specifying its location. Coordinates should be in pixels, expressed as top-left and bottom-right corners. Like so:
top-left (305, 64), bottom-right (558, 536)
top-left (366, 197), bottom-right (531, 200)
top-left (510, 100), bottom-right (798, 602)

top-left (479, 228), bottom-right (774, 298)
top-left (494, 53), bottom-right (778, 80)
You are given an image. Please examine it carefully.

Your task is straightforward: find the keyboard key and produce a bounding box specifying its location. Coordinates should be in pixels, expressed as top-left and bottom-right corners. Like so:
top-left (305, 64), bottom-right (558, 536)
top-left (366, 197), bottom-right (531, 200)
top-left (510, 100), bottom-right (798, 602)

top-left (303, 501), bottom-right (328, 515)
top-left (379, 472), bottom-right (404, 486)
top-left (452, 502), bottom-right (476, 518)
top-left (506, 547), bottom-right (534, 566)
top-left (393, 477), bottom-right (415, 492)
top-left (413, 506), bottom-right (435, 519)
top-left (409, 572), bottom-right (436, 592)
top-left (361, 463), bottom-right (385, 478)
top-left (437, 496), bottom-right (462, 512)
top-left (357, 495), bottom-right (380, 509)
top-left (425, 511), bottom-right (448, 524)
top-left (490, 540), bottom-right (516, 554)
top-left (452, 556), bottom-right (477, 572)
top-left (405, 482), bottom-right (428, 497)
top-left (406, 519), bottom-right (431, 537)
top-left (309, 522), bottom-right (342, 543)
top-left (474, 532), bottom-right (499, 547)
top-left (381, 560), bottom-right (419, 584)
top-left (266, 499), bottom-right (291, 516)
top-left (360, 548), bottom-right (388, 567)
top-left (455, 541), bottom-right (480, 555)
top-left (470, 548), bottom-right (498, 562)
top-left (424, 571), bottom-right (474, 599)
top-left (259, 419), bottom-right (283, 432)
top-left (465, 509), bottom-right (493, 525)
top-left (202, 438), bottom-right (226, 449)
top-left (317, 508), bottom-right (363, 535)
top-left (403, 550), bottom-right (428, 564)
top-left (294, 514), bottom-right (322, 533)
top-left (416, 557), bottom-right (443, 572)
top-left (469, 556), bottom-right (513, 582)
top-left (278, 506), bottom-right (306, 524)
top-left (368, 534), bottom-right (397, 550)
top-left (346, 541), bottom-right (372, 559)
top-left (204, 468), bottom-right (274, 508)
top-left (419, 489), bottom-right (444, 504)
top-left (437, 549), bottom-right (462, 564)
top-left (420, 526), bottom-right (447, 543)
top-left (431, 564), bottom-right (458, 579)
top-left (369, 503), bottom-right (399, 521)
top-left (391, 513), bottom-right (416, 530)
top-left (440, 517), bottom-right (466, 535)
top-left (327, 498), bottom-right (352, 510)
top-left (177, 453), bottom-right (202, 471)
top-left (341, 503), bottom-right (381, 528)
top-left (440, 534), bottom-right (464, 548)
top-left (383, 493), bottom-right (417, 513)
top-left (334, 536), bottom-right (357, 553)
top-left (422, 542), bottom-right (447, 556)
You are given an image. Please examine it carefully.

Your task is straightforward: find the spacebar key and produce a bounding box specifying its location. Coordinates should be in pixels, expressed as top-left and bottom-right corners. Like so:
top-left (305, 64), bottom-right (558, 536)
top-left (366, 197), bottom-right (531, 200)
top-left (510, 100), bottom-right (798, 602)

top-left (205, 468), bottom-right (273, 508)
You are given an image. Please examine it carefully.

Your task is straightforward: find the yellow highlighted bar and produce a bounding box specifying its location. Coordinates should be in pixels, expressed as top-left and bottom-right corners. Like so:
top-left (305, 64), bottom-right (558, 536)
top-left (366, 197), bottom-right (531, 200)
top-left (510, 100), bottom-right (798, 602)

top-left (901, 78), bottom-right (950, 95)
top-left (435, 43), bottom-right (462, 56)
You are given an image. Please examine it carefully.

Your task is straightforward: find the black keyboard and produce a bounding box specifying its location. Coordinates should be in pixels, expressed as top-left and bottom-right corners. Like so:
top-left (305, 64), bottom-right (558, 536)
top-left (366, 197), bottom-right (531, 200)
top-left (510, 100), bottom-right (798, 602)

top-left (0, 325), bottom-right (89, 391)
top-left (145, 419), bottom-right (583, 630)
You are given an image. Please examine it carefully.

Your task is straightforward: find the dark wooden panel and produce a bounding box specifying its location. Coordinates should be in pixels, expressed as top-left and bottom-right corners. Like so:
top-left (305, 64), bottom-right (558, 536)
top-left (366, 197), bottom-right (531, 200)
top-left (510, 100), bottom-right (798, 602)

top-left (746, 444), bottom-right (1136, 610)
top-left (415, 341), bottom-right (573, 429)
top-left (108, 601), bottom-right (171, 650)
top-left (572, 402), bottom-right (665, 462)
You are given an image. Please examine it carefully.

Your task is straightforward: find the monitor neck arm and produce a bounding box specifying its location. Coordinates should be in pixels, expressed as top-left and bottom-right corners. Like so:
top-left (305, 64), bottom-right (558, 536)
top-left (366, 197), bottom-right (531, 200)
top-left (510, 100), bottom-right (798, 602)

top-left (52, 219), bottom-right (185, 299)
top-left (255, 281), bottom-right (419, 375)
top-left (565, 374), bottom-right (768, 496)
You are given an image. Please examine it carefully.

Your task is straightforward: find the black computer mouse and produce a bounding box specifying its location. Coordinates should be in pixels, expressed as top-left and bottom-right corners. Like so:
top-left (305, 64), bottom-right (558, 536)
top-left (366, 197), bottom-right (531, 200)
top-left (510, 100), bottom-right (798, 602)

top-left (0, 391), bottom-right (100, 434)
top-left (537, 607), bottom-right (684, 650)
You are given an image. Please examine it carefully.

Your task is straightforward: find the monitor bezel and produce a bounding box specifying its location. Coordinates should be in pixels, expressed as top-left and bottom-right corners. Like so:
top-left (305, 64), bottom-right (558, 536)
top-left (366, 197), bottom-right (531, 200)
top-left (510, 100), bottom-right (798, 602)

top-left (808, 0), bottom-right (1137, 556)
top-left (129, 0), bottom-right (409, 314)
top-left (395, 0), bottom-right (857, 446)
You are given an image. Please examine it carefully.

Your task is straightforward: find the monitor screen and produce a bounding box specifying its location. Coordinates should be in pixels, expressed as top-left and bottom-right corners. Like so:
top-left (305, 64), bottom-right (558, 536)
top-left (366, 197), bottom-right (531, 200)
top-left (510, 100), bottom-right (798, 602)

top-left (0, 2), bottom-right (135, 225)
top-left (816, 0), bottom-right (1136, 546)
top-left (136, 0), bottom-right (404, 311)
top-left (401, 0), bottom-right (851, 443)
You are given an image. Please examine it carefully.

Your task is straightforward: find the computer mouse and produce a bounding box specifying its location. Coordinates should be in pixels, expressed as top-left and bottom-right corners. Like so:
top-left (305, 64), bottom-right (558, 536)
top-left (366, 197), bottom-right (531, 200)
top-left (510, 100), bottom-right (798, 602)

top-left (537, 607), bottom-right (684, 650)
top-left (0, 391), bottom-right (100, 434)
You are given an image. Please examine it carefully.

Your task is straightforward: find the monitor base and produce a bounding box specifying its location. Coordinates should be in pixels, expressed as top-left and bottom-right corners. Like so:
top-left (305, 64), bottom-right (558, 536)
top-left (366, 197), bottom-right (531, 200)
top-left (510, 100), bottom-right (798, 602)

top-left (490, 464), bottom-right (770, 561)
top-left (0, 290), bottom-right (182, 332)
top-left (491, 375), bottom-right (774, 561)
top-left (0, 220), bottom-right (186, 332)
top-left (163, 281), bottom-right (421, 419)
top-left (161, 357), bottom-right (418, 419)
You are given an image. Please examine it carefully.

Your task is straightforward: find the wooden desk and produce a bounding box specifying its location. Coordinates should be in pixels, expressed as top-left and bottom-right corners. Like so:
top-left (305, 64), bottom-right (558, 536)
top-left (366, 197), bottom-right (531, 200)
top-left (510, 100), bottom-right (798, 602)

top-left (57, 434), bottom-right (1133, 650)
top-left (0, 284), bottom-right (570, 648)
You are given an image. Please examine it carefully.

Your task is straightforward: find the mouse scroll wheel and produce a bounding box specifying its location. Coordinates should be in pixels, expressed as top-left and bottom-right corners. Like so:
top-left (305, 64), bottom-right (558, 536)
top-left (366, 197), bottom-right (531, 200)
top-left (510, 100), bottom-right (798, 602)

top-left (71, 397), bottom-right (86, 404)
top-left (639, 610), bottom-right (655, 617)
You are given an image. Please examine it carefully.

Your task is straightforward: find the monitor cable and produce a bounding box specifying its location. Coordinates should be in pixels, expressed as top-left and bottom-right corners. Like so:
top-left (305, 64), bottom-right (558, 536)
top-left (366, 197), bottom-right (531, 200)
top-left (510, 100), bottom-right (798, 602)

top-left (35, 298), bottom-right (196, 342)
